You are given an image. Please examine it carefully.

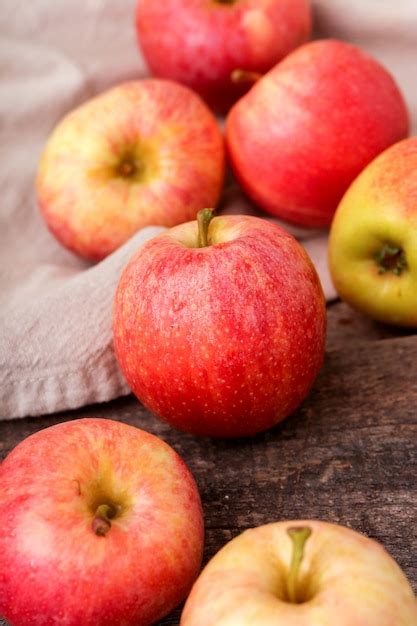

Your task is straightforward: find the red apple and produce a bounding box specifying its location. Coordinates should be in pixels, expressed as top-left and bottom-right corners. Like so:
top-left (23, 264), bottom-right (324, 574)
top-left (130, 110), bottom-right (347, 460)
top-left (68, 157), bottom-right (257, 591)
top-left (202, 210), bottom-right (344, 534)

top-left (0, 418), bottom-right (204, 626)
top-left (113, 209), bottom-right (326, 438)
top-left (37, 79), bottom-right (225, 261)
top-left (135, 0), bottom-right (311, 113)
top-left (226, 39), bottom-right (409, 228)
top-left (181, 520), bottom-right (417, 625)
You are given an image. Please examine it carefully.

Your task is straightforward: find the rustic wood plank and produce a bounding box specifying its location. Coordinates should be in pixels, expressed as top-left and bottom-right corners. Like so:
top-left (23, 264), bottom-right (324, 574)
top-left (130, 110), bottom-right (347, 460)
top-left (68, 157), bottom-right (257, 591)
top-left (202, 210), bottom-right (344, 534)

top-left (326, 300), bottom-right (416, 350)
top-left (1, 327), bottom-right (416, 625)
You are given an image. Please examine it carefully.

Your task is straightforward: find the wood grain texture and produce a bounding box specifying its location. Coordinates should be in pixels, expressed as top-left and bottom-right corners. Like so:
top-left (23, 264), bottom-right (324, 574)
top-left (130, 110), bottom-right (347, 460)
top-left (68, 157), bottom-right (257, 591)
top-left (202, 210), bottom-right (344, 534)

top-left (1, 303), bottom-right (416, 625)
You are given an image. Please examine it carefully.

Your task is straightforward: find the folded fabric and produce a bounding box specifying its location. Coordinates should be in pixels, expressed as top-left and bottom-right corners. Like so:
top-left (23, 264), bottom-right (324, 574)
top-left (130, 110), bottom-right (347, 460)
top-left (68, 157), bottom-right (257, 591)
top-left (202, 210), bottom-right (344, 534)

top-left (1, 0), bottom-right (416, 420)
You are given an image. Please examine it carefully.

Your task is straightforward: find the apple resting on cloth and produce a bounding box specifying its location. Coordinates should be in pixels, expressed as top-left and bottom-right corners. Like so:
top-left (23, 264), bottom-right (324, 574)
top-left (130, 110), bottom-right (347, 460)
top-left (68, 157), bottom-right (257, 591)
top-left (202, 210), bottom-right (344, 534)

top-left (135, 0), bottom-right (311, 114)
top-left (226, 39), bottom-right (409, 228)
top-left (329, 137), bottom-right (417, 327)
top-left (0, 418), bottom-right (204, 626)
top-left (113, 209), bottom-right (326, 438)
top-left (37, 79), bottom-right (225, 261)
top-left (181, 520), bottom-right (417, 625)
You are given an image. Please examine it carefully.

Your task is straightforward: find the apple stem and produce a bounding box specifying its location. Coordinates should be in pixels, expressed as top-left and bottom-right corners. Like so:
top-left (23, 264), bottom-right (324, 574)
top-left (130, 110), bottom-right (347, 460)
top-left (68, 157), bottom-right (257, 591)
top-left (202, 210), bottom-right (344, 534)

top-left (231, 69), bottom-right (262, 85)
top-left (92, 503), bottom-right (119, 537)
top-left (286, 526), bottom-right (312, 603)
top-left (197, 208), bottom-right (215, 248)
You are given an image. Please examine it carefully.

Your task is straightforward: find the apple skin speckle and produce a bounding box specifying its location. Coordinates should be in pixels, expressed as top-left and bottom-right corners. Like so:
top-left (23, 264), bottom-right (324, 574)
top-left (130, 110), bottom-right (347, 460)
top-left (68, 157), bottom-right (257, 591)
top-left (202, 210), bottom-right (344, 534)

top-left (113, 215), bottom-right (326, 438)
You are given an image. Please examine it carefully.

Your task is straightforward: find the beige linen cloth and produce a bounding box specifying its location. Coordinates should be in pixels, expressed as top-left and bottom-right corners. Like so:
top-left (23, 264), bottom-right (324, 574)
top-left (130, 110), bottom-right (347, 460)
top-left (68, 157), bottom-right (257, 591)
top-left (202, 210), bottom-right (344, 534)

top-left (1, 1), bottom-right (416, 419)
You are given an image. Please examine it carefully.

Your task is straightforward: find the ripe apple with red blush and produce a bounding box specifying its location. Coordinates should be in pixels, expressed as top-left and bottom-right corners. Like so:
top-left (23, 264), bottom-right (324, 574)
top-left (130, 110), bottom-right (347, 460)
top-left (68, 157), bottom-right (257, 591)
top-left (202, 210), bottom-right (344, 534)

top-left (226, 39), bottom-right (409, 228)
top-left (136, 0), bottom-right (311, 113)
top-left (181, 520), bottom-right (417, 625)
top-left (37, 79), bottom-right (225, 261)
top-left (113, 209), bottom-right (326, 438)
top-left (0, 418), bottom-right (204, 626)
top-left (329, 137), bottom-right (417, 327)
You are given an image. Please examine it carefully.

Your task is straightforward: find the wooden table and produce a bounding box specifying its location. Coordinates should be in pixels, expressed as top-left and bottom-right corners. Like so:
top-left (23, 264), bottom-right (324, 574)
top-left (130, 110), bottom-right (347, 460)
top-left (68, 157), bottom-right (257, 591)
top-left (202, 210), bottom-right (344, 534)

top-left (1, 301), bottom-right (416, 625)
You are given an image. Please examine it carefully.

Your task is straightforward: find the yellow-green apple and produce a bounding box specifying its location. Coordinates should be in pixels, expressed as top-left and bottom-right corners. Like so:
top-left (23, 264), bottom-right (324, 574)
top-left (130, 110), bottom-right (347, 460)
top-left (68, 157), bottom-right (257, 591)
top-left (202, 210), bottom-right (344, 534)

top-left (0, 418), bottom-right (204, 626)
top-left (36, 79), bottom-right (225, 261)
top-left (181, 520), bottom-right (417, 625)
top-left (226, 39), bottom-right (409, 228)
top-left (329, 137), bottom-right (417, 327)
top-left (135, 0), bottom-right (311, 113)
top-left (113, 209), bottom-right (326, 438)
